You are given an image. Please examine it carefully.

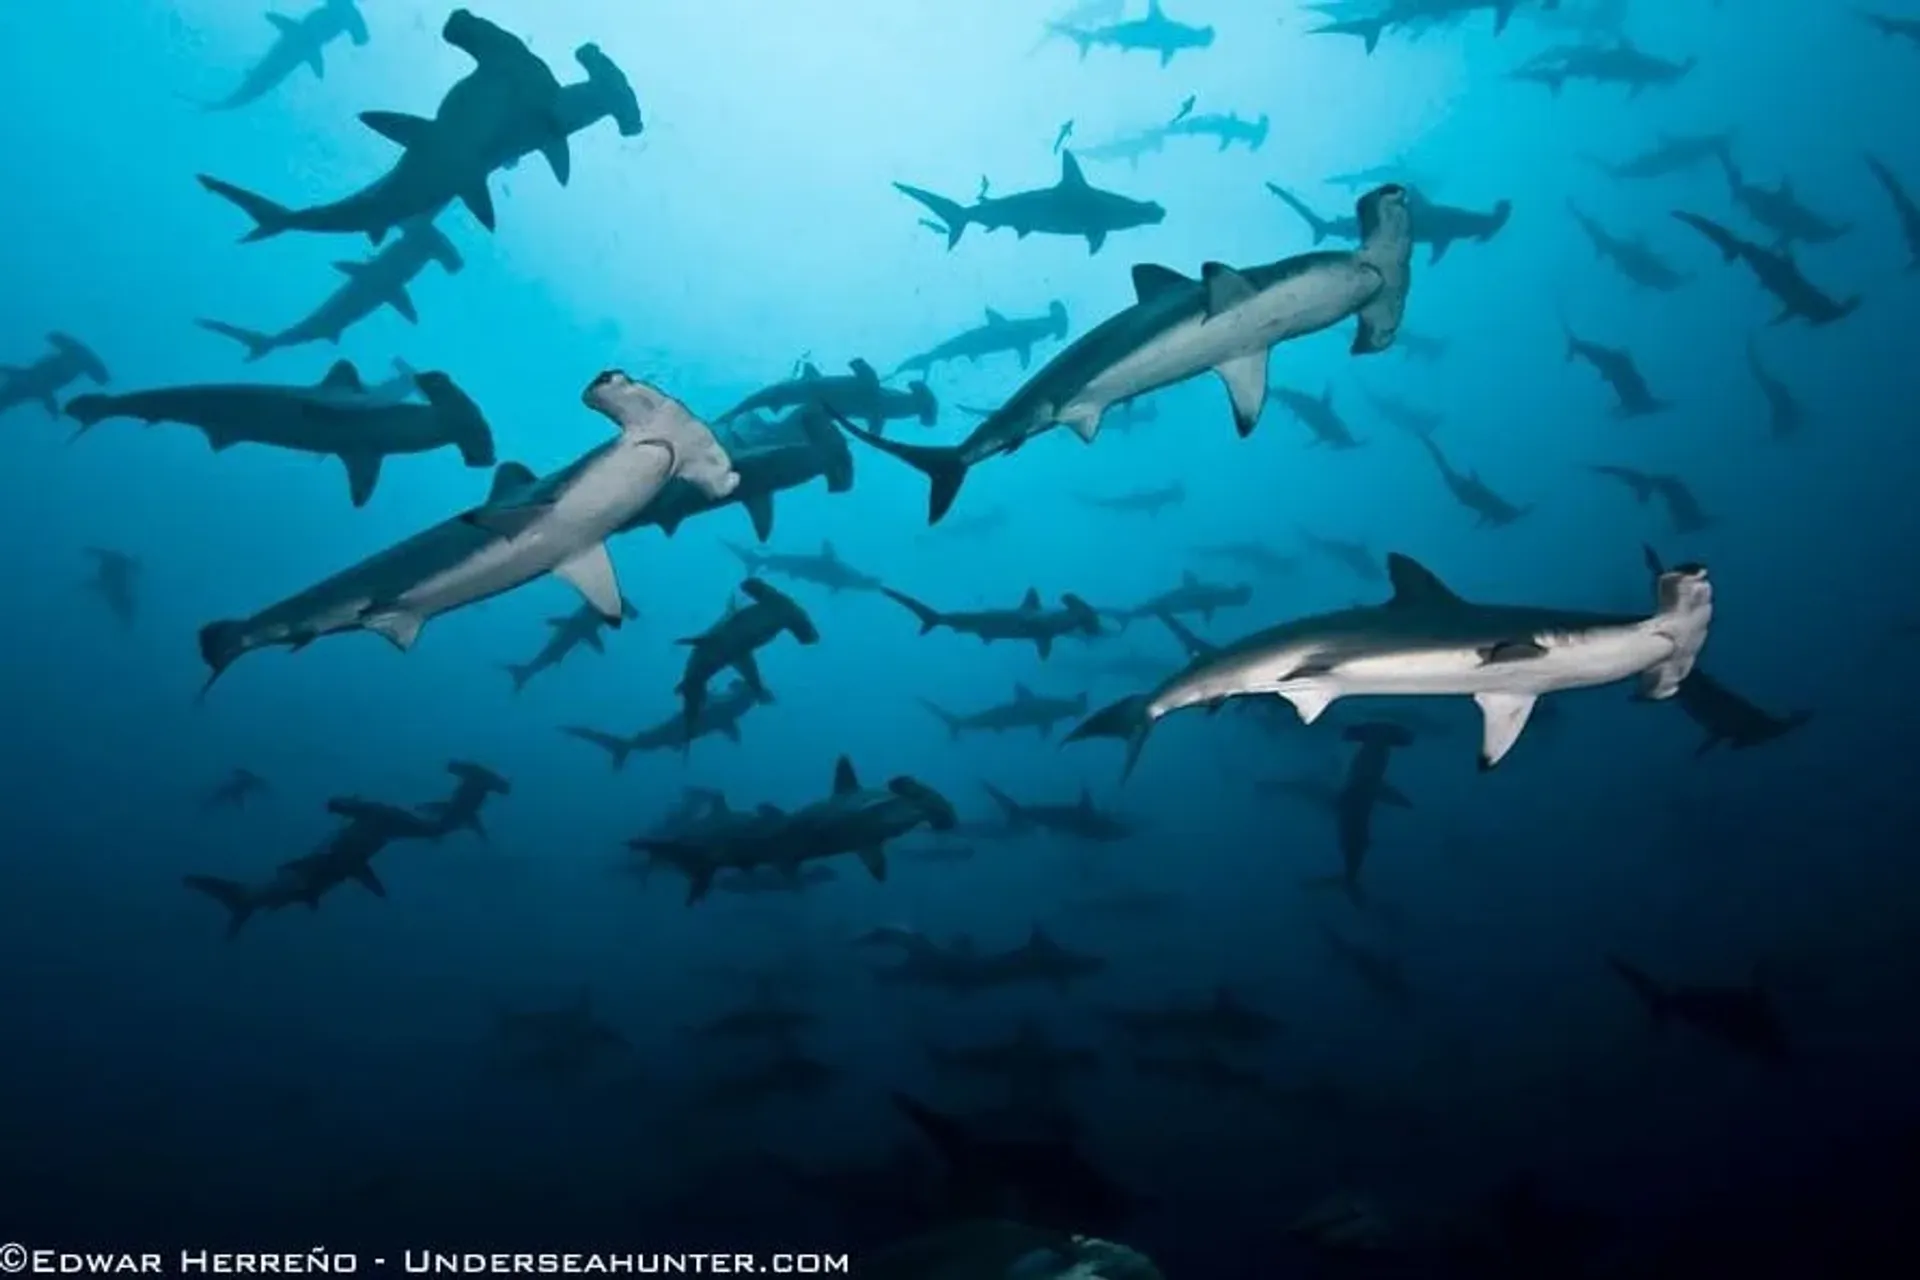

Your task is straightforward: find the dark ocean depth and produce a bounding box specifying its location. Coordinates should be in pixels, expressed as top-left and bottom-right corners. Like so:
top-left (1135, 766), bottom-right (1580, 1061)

top-left (5, 1), bottom-right (1920, 1276)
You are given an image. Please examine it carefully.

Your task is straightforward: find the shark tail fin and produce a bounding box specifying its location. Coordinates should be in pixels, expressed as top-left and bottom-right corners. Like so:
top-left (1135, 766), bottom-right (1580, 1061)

top-left (194, 319), bottom-right (274, 362)
top-left (561, 726), bottom-right (635, 771)
top-left (196, 174), bottom-right (294, 243)
top-left (881, 587), bottom-right (944, 634)
top-left (979, 782), bottom-right (1030, 827)
top-left (829, 411), bottom-right (969, 524)
top-left (891, 1092), bottom-right (976, 1167)
top-left (892, 183), bottom-right (970, 249)
top-left (1062, 694), bottom-right (1155, 782)
top-left (1351, 186), bottom-right (1414, 354)
top-left (1607, 956), bottom-right (1670, 1027)
top-left (917, 699), bottom-right (965, 741)
top-left (183, 875), bottom-right (255, 939)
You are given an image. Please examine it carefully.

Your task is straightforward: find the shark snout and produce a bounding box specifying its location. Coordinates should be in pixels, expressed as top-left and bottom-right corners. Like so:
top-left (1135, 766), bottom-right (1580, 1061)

top-left (1141, 202), bottom-right (1168, 224)
top-left (583, 369), bottom-right (661, 420)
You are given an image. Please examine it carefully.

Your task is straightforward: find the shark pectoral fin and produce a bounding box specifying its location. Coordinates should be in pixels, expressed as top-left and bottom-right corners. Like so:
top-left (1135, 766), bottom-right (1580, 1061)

top-left (1473, 692), bottom-right (1538, 770)
top-left (582, 629), bottom-right (606, 654)
top-left (360, 110), bottom-right (432, 149)
top-left (266, 12), bottom-right (298, 34)
top-left (1061, 406), bottom-right (1102, 443)
top-left (460, 181), bottom-right (497, 231)
top-left (1478, 639), bottom-right (1547, 665)
top-left (306, 48), bottom-right (325, 78)
top-left (539, 137), bottom-right (572, 187)
top-left (1200, 262), bottom-right (1257, 318)
top-left (341, 453), bottom-right (383, 507)
top-left (856, 845), bottom-right (888, 882)
top-left (1281, 687), bottom-right (1336, 725)
top-left (553, 542), bottom-right (624, 621)
top-left (1377, 782), bottom-right (1413, 809)
top-left (732, 649), bottom-right (765, 692)
top-left (361, 607), bottom-right (425, 651)
top-left (387, 286), bottom-right (419, 324)
top-left (1214, 352), bottom-right (1269, 437)
top-left (743, 493), bottom-right (775, 542)
top-left (352, 865), bottom-right (386, 897)
top-left (1085, 230), bottom-right (1109, 255)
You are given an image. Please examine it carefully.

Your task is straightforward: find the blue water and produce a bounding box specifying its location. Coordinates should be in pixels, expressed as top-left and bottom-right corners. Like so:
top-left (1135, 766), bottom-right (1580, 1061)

top-left (5, 0), bottom-right (1920, 1273)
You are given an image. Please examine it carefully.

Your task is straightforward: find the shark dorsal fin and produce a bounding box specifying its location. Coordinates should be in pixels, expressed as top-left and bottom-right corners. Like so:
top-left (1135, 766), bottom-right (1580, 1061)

top-left (1077, 786), bottom-right (1093, 810)
top-left (1384, 554), bottom-right (1462, 609)
top-left (1147, 0), bottom-right (1164, 16)
top-left (1181, 569), bottom-right (1198, 586)
top-left (1020, 588), bottom-right (1041, 611)
top-left (319, 360), bottom-right (364, 393)
top-left (800, 362), bottom-right (822, 380)
top-left (1130, 263), bottom-right (1193, 305)
top-left (820, 538), bottom-right (836, 560)
top-left (1030, 925), bottom-right (1056, 949)
top-left (984, 307), bottom-right (1007, 326)
top-left (848, 358), bottom-right (879, 387)
top-left (488, 462), bottom-right (537, 501)
top-left (832, 755), bottom-right (860, 795)
top-left (757, 802), bottom-right (785, 819)
top-left (1013, 682), bottom-right (1033, 701)
top-left (1059, 151), bottom-right (1088, 189)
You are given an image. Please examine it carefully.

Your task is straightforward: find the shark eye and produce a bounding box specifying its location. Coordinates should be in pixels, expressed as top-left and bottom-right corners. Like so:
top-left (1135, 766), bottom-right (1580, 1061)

top-left (589, 370), bottom-right (625, 390)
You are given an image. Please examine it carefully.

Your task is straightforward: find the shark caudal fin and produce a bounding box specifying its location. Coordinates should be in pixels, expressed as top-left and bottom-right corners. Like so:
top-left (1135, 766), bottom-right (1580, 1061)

top-left (1265, 183), bottom-right (1336, 242)
top-left (1313, 17), bottom-right (1389, 54)
top-left (183, 875), bottom-right (255, 939)
top-left (892, 183), bottom-right (971, 249)
top-left (1351, 185), bottom-right (1414, 354)
top-left (1639, 563), bottom-right (1713, 700)
top-left (194, 319), bottom-right (275, 361)
top-left (917, 699), bottom-right (966, 740)
top-left (1606, 956), bottom-right (1671, 1027)
top-left (829, 411), bottom-right (970, 524)
top-left (561, 726), bottom-right (635, 771)
top-left (1062, 694), bottom-right (1156, 782)
top-left (881, 587), bottom-right (945, 634)
top-left (196, 174), bottom-right (295, 242)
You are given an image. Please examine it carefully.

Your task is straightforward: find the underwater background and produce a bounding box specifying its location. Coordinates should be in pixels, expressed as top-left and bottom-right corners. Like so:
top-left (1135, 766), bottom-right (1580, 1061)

top-left (6, 0), bottom-right (1920, 1274)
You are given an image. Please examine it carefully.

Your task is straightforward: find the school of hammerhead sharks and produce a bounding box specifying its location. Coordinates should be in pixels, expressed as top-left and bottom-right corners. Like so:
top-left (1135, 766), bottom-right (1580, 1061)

top-left (9, 0), bottom-right (1920, 1257)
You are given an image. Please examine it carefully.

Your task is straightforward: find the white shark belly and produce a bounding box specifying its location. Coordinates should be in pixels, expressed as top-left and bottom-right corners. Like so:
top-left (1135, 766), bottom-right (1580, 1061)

top-left (391, 447), bottom-right (673, 622)
top-left (1068, 271), bottom-right (1376, 427)
top-left (1283, 629), bottom-right (1676, 701)
top-left (242, 523), bottom-right (483, 646)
